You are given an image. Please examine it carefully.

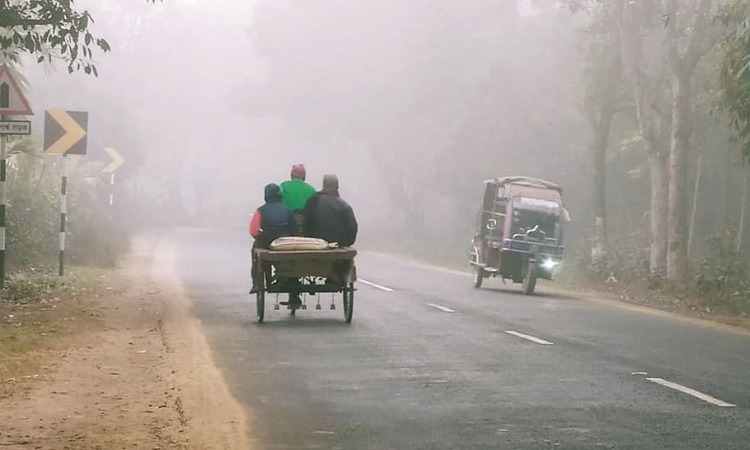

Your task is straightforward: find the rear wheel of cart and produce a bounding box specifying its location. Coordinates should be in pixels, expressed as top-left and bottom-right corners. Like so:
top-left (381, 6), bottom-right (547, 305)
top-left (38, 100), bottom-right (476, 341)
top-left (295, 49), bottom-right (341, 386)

top-left (473, 267), bottom-right (484, 289)
top-left (522, 262), bottom-right (537, 295)
top-left (343, 283), bottom-right (355, 323)
top-left (256, 290), bottom-right (265, 323)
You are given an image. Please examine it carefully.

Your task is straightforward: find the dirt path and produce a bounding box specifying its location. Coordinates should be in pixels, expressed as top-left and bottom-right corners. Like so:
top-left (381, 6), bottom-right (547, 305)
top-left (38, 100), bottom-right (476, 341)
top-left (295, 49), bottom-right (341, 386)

top-left (0, 232), bottom-right (252, 449)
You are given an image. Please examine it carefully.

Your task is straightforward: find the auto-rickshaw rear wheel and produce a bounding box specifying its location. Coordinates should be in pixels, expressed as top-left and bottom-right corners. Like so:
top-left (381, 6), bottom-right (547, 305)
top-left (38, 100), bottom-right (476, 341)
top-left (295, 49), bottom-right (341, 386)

top-left (473, 267), bottom-right (484, 289)
top-left (522, 262), bottom-right (537, 295)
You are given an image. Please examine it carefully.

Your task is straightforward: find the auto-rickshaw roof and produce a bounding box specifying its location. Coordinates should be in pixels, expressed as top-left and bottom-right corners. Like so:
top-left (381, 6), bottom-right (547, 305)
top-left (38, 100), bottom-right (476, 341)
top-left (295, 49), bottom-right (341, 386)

top-left (483, 176), bottom-right (562, 193)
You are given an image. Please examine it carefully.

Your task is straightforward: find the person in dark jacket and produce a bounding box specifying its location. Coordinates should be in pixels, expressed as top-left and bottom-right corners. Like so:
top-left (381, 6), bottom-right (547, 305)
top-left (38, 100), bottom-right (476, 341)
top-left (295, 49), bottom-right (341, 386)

top-left (303, 174), bottom-right (358, 247)
top-left (249, 183), bottom-right (295, 294)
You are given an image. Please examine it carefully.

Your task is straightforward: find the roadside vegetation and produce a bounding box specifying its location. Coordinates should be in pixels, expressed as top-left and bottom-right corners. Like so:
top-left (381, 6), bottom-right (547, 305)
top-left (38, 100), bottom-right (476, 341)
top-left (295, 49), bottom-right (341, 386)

top-left (0, 142), bottom-right (126, 388)
top-left (342, 1), bottom-right (750, 323)
top-left (2, 136), bottom-right (128, 293)
top-left (1, 1), bottom-right (750, 325)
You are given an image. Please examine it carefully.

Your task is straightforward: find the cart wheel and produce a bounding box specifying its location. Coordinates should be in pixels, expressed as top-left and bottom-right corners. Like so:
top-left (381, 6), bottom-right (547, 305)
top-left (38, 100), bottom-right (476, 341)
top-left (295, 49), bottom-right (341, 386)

top-left (343, 283), bottom-right (354, 323)
top-left (472, 267), bottom-right (484, 289)
top-left (522, 263), bottom-right (537, 295)
top-left (256, 290), bottom-right (265, 323)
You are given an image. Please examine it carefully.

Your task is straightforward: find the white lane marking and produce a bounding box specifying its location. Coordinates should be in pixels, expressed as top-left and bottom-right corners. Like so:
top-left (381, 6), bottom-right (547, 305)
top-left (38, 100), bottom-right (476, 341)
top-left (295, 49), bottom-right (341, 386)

top-left (427, 303), bottom-right (455, 313)
top-left (505, 330), bottom-right (554, 345)
top-left (646, 377), bottom-right (736, 407)
top-left (358, 279), bottom-right (394, 292)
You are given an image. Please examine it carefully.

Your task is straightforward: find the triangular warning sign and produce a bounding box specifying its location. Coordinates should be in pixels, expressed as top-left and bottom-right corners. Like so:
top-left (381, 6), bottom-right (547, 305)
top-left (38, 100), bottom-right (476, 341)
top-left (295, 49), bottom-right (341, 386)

top-left (0, 65), bottom-right (33, 116)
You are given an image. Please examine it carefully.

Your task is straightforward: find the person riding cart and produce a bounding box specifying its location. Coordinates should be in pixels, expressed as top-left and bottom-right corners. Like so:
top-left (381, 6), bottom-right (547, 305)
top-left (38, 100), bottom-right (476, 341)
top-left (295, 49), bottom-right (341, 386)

top-left (249, 183), bottom-right (296, 295)
top-left (303, 174), bottom-right (358, 247)
top-left (281, 164), bottom-right (316, 234)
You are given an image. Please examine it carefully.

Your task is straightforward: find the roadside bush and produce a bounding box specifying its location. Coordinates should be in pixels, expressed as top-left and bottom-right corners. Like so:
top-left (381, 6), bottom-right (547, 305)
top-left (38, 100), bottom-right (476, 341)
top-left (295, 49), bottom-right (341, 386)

top-left (5, 140), bottom-right (128, 276)
top-left (694, 230), bottom-right (750, 300)
top-left (569, 230), bottom-right (650, 281)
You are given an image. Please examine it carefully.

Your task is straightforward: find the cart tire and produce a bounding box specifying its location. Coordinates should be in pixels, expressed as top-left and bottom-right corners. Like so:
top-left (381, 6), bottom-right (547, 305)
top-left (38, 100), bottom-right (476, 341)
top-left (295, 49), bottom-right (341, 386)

top-left (472, 267), bottom-right (484, 289)
top-left (343, 283), bottom-right (354, 323)
top-left (522, 263), bottom-right (537, 295)
top-left (256, 291), bottom-right (265, 323)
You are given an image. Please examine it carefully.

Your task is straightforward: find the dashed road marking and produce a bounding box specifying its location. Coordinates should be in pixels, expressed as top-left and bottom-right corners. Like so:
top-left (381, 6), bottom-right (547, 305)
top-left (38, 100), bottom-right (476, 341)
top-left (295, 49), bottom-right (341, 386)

top-left (505, 330), bottom-right (554, 345)
top-left (358, 279), bottom-right (394, 292)
top-left (427, 303), bottom-right (455, 313)
top-left (646, 377), bottom-right (736, 407)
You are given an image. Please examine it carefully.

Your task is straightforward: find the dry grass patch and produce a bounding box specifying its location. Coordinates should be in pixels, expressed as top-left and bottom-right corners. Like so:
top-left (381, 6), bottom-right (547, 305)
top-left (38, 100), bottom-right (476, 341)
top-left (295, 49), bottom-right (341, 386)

top-left (0, 268), bottom-right (105, 399)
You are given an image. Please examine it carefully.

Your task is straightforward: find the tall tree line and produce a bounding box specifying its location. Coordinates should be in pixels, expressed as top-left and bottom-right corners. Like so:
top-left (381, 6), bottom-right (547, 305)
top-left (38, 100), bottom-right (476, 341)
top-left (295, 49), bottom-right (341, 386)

top-left (570, 0), bottom-right (750, 281)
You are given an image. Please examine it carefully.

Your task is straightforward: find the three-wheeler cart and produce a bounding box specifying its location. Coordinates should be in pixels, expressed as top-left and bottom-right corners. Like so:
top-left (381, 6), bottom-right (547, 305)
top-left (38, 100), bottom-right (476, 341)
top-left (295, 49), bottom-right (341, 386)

top-left (253, 247), bottom-right (357, 323)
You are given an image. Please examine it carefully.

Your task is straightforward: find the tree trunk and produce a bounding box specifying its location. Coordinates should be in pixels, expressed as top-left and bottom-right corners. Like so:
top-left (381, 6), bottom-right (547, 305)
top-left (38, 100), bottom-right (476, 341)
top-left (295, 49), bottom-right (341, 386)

top-left (648, 151), bottom-right (668, 276)
top-left (590, 112), bottom-right (613, 266)
top-left (687, 152), bottom-right (703, 258)
top-left (737, 164), bottom-right (749, 253)
top-left (667, 70), bottom-right (690, 279)
top-left (615, 0), bottom-right (669, 276)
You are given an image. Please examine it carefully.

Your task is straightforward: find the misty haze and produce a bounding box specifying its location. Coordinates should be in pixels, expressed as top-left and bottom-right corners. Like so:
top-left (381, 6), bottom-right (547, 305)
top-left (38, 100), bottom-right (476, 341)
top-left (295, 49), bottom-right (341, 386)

top-left (0, 0), bottom-right (749, 449)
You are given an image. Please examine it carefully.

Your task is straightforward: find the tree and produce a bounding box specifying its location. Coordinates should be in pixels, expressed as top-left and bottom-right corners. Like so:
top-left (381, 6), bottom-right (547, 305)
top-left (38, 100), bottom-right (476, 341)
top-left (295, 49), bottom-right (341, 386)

top-left (614, 0), bottom-right (672, 276)
top-left (663, 0), bottom-right (720, 280)
top-left (719, 1), bottom-right (750, 160)
top-left (573, 1), bottom-right (625, 266)
top-left (718, 0), bottom-right (750, 254)
top-left (0, 0), bottom-right (158, 74)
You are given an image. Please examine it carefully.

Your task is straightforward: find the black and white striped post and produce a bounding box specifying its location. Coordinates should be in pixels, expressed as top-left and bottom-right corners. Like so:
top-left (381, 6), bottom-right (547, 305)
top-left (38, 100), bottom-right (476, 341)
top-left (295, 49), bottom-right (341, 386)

top-left (109, 172), bottom-right (115, 206)
top-left (0, 118), bottom-right (6, 286)
top-left (59, 155), bottom-right (67, 276)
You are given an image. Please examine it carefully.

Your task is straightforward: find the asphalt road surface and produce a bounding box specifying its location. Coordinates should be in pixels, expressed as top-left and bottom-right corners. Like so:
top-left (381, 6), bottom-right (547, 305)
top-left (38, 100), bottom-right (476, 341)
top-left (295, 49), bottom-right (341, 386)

top-left (176, 228), bottom-right (750, 449)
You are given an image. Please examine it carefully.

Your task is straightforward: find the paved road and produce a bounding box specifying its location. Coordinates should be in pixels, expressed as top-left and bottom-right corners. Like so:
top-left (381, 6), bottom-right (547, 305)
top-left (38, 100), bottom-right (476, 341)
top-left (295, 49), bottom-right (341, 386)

top-left (176, 228), bottom-right (750, 449)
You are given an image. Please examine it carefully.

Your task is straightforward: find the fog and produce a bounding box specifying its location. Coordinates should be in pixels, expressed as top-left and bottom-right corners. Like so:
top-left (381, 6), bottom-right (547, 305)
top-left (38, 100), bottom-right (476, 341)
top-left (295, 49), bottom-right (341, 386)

top-left (18, 0), bottom-right (748, 268)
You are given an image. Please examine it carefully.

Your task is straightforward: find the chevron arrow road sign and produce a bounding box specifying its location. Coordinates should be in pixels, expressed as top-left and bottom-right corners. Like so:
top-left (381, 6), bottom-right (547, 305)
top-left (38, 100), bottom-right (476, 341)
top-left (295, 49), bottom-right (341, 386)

top-left (102, 147), bottom-right (125, 173)
top-left (44, 110), bottom-right (88, 155)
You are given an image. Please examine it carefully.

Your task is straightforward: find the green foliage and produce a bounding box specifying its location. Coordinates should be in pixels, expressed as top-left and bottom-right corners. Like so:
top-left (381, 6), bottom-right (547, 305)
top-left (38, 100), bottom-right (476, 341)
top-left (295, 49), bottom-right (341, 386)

top-left (5, 142), bottom-right (58, 269)
top-left (718, 1), bottom-right (750, 162)
top-left (569, 228), bottom-right (650, 280)
top-left (0, 0), bottom-right (160, 74)
top-left (66, 168), bottom-right (127, 267)
top-left (694, 229), bottom-right (749, 295)
top-left (5, 137), bottom-right (127, 273)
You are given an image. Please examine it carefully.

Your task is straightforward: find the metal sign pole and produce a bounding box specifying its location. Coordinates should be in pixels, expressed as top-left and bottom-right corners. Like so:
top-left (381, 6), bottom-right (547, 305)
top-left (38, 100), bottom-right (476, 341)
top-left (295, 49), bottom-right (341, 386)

top-left (0, 117), bottom-right (6, 287)
top-left (59, 155), bottom-right (67, 276)
top-left (109, 172), bottom-right (115, 206)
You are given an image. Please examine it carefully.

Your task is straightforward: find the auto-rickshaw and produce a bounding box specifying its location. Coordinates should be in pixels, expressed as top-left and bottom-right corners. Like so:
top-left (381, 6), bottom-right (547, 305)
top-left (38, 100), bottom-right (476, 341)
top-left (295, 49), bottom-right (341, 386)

top-left (469, 176), bottom-right (567, 295)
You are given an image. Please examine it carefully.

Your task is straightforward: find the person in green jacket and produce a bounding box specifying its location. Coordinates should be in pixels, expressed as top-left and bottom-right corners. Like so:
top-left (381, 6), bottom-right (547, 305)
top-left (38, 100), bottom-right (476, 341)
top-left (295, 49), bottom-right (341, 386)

top-left (281, 164), bottom-right (317, 233)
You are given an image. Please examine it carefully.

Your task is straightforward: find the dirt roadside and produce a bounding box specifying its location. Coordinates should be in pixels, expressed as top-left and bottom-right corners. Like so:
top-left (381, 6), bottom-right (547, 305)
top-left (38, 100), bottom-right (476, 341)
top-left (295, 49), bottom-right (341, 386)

top-left (0, 232), bottom-right (252, 449)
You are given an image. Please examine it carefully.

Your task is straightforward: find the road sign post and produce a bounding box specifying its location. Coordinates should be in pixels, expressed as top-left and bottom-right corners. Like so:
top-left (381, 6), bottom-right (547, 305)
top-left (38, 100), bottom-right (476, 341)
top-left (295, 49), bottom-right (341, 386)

top-left (59, 156), bottom-right (67, 276)
top-left (43, 110), bottom-right (87, 276)
top-left (0, 66), bottom-right (33, 287)
top-left (102, 147), bottom-right (124, 209)
top-left (0, 121), bottom-right (6, 287)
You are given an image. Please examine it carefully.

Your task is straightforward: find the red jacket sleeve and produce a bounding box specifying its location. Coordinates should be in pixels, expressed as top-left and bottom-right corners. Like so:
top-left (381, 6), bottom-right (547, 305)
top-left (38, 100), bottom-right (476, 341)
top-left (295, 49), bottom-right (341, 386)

top-left (250, 210), bottom-right (262, 238)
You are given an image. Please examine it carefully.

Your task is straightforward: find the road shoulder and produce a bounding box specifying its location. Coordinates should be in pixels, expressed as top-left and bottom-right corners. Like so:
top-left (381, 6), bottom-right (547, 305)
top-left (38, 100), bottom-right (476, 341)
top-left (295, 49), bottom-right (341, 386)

top-left (0, 231), bottom-right (252, 449)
